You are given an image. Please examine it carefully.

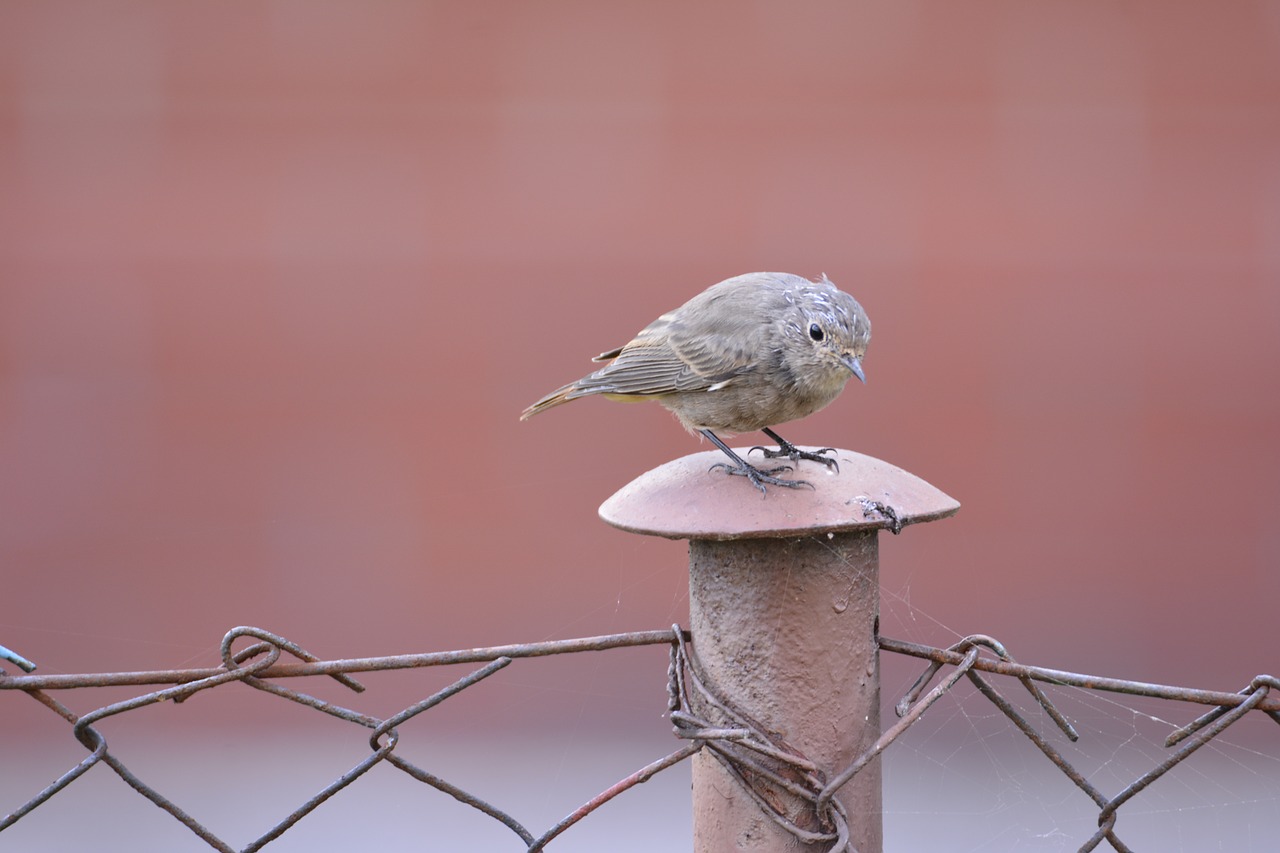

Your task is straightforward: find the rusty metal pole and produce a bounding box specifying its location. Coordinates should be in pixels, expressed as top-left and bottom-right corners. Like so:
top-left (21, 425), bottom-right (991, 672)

top-left (600, 447), bottom-right (958, 853)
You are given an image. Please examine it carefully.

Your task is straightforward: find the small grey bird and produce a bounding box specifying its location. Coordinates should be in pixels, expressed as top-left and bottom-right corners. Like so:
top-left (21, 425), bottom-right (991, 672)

top-left (521, 272), bottom-right (871, 494)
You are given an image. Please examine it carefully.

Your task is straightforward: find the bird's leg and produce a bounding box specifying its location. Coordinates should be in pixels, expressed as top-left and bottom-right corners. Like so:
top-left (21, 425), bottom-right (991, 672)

top-left (700, 429), bottom-right (814, 496)
top-left (750, 427), bottom-right (839, 473)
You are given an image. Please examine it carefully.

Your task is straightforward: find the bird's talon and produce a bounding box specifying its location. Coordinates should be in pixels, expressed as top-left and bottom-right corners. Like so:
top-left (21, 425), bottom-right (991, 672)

top-left (709, 461), bottom-right (811, 495)
top-left (754, 439), bottom-right (840, 473)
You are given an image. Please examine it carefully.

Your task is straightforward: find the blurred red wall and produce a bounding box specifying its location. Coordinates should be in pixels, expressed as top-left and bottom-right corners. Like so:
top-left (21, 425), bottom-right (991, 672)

top-left (2, 2), bottom-right (1278, 723)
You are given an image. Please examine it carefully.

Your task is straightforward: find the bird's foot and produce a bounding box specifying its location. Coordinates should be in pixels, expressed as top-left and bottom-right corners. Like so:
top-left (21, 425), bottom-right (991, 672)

top-left (709, 461), bottom-right (814, 496)
top-left (698, 428), bottom-right (815, 496)
top-left (750, 435), bottom-right (839, 473)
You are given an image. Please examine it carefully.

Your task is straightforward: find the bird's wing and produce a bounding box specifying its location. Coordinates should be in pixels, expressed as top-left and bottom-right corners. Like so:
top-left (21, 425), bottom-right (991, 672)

top-left (582, 314), bottom-right (751, 396)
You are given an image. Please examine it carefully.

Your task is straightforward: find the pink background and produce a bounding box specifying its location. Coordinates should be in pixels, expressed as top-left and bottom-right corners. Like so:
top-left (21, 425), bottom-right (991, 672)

top-left (3, 3), bottom-right (1279, 850)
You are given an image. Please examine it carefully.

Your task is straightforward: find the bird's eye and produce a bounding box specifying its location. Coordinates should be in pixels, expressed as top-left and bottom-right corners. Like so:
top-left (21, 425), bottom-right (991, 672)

top-left (808, 323), bottom-right (825, 342)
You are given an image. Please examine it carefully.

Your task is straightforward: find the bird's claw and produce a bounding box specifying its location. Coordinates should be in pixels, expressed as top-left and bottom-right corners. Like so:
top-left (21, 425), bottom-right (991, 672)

top-left (749, 443), bottom-right (840, 473)
top-left (709, 461), bottom-right (814, 496)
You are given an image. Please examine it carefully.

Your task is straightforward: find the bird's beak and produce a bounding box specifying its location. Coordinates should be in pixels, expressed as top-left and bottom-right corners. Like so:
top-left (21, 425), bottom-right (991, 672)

top-left (841, 354), bottom-right (866, 383)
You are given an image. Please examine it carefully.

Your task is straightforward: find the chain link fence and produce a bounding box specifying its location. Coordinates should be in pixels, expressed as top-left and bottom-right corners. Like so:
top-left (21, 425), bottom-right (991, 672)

top-left (2, 624), bottom-right (1277, 852)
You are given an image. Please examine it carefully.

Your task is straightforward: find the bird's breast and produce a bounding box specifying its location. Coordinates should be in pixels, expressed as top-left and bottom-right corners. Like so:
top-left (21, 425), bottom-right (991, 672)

top-left (659, 369), bottom-right (849, 433)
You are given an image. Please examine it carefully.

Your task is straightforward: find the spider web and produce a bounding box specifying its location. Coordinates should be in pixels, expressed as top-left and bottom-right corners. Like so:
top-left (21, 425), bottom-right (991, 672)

top-left (876, 573), bottom-right (1280, 852)
top-left (3, 548), bottom-right (1276, 853)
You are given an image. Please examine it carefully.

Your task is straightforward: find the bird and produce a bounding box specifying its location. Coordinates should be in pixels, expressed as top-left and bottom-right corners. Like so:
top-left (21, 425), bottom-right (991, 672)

top-left (520, 272), bottom-right (871, 494)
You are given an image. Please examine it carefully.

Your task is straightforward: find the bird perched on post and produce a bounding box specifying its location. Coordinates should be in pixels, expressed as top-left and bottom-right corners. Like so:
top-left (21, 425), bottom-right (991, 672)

top-left (520, 272), bottom-right (871, 494)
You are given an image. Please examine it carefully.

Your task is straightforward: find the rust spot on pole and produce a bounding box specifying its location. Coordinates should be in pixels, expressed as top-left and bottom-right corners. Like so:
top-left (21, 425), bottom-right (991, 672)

top-left (600, 447), bottom-right (958, 853)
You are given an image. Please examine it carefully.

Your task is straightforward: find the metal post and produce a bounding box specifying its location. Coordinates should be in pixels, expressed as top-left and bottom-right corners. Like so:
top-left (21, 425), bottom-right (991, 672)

top-left (600, 447), bottom-right (958, 853)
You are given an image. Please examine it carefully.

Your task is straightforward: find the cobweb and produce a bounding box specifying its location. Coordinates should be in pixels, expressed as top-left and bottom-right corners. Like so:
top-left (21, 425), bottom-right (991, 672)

top-left (874, 574), bottom-right (1280, 852)
top-left (3, 551), bottom-right (1276, 853)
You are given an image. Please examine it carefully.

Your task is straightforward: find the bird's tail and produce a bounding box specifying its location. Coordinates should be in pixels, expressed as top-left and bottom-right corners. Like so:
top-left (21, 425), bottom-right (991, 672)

top-left (519, 382), bottom-right (581, 421)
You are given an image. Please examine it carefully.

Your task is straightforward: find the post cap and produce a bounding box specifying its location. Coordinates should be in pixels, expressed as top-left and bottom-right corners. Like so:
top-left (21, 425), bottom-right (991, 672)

top-left (599, 447), bottom-right (959, 540)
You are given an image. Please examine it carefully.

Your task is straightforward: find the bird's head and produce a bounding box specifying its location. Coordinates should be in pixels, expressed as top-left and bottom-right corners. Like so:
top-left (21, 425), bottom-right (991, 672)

top-left (785, 275), bottom-right (871, 390)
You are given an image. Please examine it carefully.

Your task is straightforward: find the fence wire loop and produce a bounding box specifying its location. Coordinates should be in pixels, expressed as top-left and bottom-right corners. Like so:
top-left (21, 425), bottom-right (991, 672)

top-left (1165, 674), bottom-right (1280, 747)
top-left (896, 634), bottom-right (1078, 741)
top-left (2, 624), bottom-right (1276, 853)
top-left (221, 625), bottom-right (365, 694)
top-left (668, 625), bottom-right (851, 850)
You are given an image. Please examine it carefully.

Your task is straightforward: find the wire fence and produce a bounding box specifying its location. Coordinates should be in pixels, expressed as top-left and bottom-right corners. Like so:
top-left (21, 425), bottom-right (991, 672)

top-left (2, 624), bottom-right (1277, 853)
